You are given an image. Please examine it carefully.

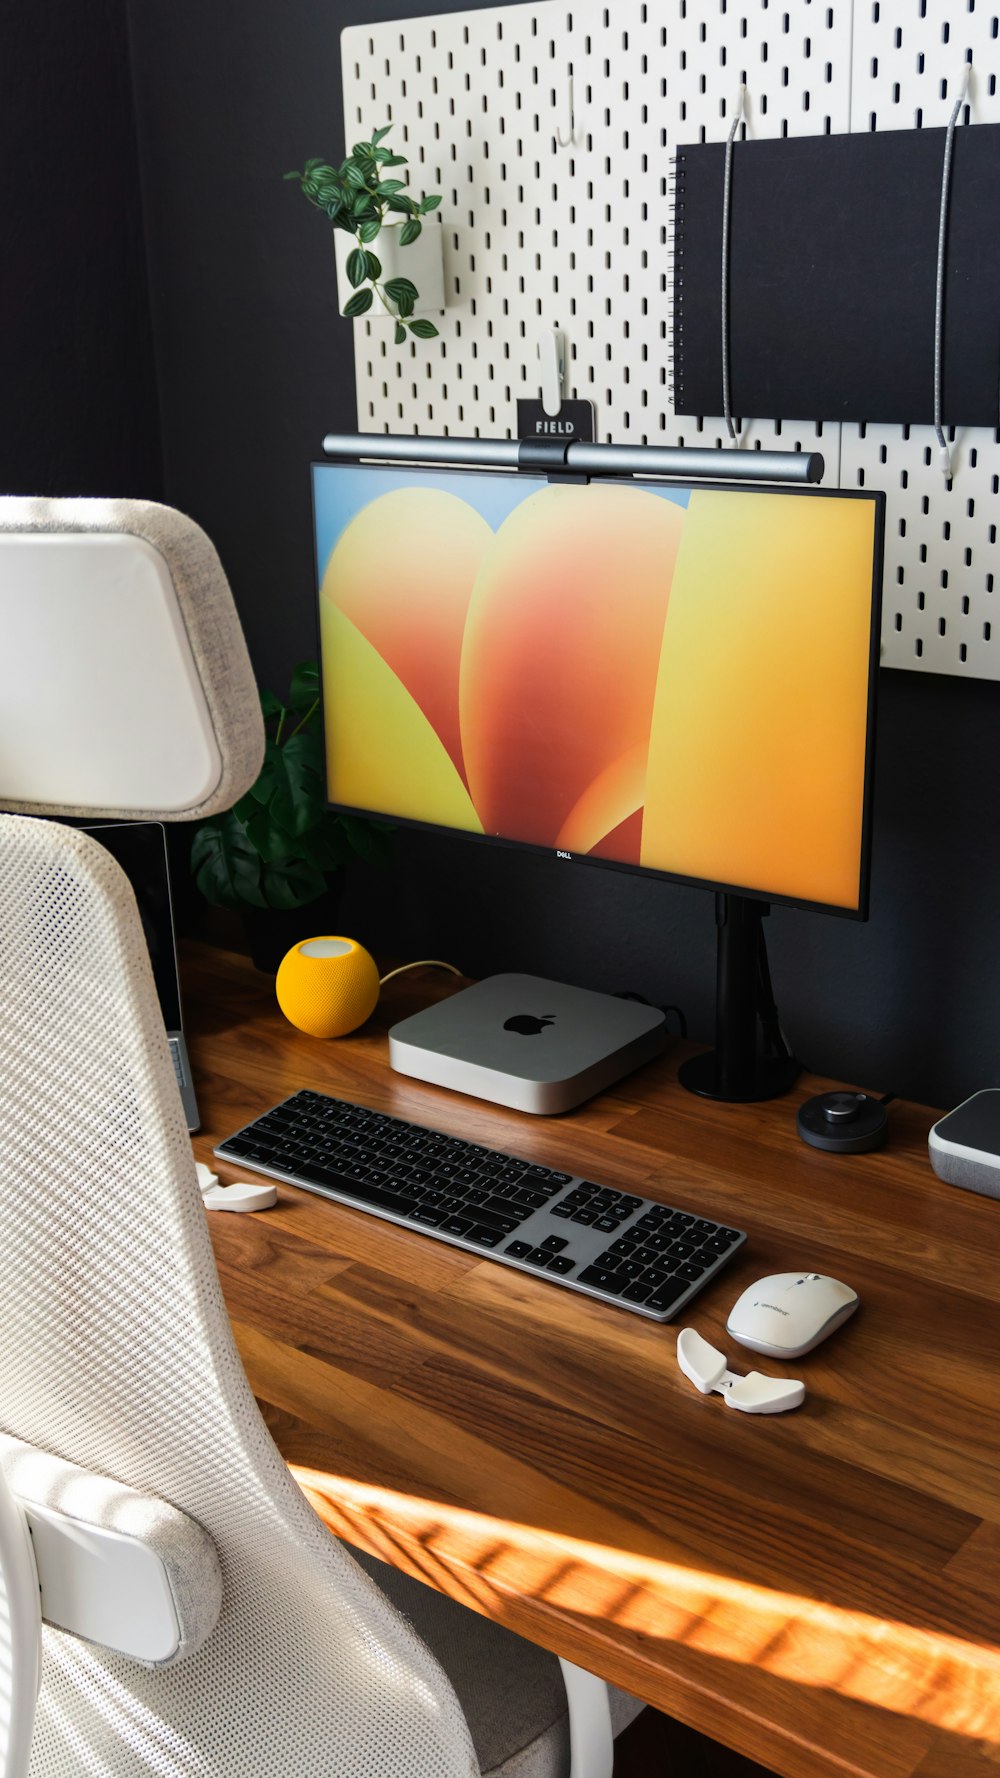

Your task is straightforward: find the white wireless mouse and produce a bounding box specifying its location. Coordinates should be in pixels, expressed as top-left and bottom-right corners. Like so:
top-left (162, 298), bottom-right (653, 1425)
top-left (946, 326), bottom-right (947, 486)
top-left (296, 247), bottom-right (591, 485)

top-left (726, 1272), bottom-right (860, 1358)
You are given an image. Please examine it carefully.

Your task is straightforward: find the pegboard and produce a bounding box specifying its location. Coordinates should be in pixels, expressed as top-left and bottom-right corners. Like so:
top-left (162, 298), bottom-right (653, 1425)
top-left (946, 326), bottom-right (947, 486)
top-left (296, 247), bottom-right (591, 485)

top-left (842, 0), bottom-right (1000, 677)
top-left (341, 0), bottom-right (1000, 679)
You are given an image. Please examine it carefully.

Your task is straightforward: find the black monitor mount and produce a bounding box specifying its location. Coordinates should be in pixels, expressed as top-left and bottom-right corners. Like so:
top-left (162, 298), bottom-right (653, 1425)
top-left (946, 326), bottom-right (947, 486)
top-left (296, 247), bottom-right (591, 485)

top-left (678, 894), bottom-right (800, 1103)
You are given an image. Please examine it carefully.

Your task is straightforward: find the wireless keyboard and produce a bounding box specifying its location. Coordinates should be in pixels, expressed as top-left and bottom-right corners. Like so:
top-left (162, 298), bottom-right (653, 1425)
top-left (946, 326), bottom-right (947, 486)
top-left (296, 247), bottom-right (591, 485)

top-left (214, 1090), bottom-right (747, 1322)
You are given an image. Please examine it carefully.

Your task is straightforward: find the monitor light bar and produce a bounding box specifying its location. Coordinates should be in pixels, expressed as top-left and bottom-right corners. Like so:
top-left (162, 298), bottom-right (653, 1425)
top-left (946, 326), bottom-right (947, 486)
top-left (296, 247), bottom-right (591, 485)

top-left (322, 431), bottom-right (825, 485)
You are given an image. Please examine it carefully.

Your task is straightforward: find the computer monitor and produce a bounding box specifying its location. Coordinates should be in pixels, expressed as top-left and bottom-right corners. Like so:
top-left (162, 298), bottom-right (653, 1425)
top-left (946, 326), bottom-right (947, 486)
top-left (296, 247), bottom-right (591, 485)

top-left (311, 449), bottom-right (884, 1101)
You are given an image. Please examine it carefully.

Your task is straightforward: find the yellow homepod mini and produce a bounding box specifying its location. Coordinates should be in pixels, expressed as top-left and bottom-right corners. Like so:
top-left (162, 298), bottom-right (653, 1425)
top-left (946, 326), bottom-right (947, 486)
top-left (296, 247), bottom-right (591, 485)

top-left (275, 936), bottom-right (381, 1038)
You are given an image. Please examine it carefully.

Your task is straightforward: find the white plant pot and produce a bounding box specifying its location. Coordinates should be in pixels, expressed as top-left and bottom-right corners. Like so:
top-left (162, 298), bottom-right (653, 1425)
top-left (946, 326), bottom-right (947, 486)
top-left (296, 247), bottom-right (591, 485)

top-left (333, 218), bottom-right (445, 324)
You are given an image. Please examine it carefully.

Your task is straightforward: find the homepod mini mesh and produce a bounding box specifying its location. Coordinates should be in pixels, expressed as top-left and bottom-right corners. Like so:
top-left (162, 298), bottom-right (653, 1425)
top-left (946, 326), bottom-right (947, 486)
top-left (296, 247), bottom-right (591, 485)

top-left (275, 936), bottom-right (380, 1038)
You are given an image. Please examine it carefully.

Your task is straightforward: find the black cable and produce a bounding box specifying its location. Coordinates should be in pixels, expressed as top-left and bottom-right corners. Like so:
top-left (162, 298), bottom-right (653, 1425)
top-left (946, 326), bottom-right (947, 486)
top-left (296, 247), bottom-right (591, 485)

top-left (614, 991), bottom-right (688, 1038)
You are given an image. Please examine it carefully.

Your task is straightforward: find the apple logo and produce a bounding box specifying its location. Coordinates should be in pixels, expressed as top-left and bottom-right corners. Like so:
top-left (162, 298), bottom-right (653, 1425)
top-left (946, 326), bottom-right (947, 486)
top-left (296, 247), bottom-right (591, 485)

top-left (504, 1013), bottom-right (555, 1036)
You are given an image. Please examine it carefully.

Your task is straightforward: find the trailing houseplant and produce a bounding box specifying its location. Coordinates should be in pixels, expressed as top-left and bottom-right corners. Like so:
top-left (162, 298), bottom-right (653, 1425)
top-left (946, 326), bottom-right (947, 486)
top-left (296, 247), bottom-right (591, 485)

top-left (285, 127), bottom-right (442, 343)
top-left (191, 661), bottom-right (390, 967)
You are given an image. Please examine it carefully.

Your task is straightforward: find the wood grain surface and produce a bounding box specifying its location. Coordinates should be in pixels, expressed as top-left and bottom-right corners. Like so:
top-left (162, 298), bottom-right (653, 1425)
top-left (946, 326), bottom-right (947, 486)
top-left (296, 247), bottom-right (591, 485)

top-left (184, 941), bottom-right (1000, 1778)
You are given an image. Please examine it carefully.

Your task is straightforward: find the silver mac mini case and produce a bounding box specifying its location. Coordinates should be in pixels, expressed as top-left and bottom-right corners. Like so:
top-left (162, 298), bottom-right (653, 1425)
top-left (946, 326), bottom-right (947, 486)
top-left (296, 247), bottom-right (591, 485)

top-left (388, 973), bottom-right (668, 1114)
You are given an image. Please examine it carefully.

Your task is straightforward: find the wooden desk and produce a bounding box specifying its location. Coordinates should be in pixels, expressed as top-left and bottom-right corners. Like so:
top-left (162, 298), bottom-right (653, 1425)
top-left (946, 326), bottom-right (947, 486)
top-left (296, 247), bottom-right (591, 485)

top-left (185, 941), bottom-right (1000, 1778)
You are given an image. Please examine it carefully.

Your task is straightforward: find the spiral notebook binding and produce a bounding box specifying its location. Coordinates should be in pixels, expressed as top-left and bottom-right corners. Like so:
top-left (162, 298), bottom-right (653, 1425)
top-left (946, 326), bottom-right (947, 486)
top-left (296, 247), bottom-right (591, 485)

top-left (668, 151), bottom-right (687, 412)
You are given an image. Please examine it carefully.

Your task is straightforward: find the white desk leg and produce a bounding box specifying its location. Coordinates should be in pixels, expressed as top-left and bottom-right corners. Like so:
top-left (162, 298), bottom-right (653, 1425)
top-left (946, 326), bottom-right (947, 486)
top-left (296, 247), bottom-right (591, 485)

top-left (0, 1465), bottom-right (41, 1778)
top-left (558, 1657), bottom-right (614, 1778)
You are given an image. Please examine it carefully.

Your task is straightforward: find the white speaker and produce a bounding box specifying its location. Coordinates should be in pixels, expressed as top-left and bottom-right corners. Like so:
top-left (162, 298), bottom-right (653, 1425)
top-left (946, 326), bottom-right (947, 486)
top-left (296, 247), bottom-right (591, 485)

top-left (928, 1090), bottom-right (1000, 1201)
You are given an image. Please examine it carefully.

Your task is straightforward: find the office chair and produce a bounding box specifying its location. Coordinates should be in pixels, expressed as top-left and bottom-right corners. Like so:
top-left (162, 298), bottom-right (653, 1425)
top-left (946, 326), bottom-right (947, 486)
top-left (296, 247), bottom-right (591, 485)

top-left (0, 496), bottom-right (645, 1778)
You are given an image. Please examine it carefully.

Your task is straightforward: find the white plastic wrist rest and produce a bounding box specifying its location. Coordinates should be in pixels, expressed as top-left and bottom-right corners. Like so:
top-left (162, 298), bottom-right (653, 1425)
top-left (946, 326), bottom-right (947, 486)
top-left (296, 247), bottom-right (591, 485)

top-left (676, 1328), bottom-right (805, 1415)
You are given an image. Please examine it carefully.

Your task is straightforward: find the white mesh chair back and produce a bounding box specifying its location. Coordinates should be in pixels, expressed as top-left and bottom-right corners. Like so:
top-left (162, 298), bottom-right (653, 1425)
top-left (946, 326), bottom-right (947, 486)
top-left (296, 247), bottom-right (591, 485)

top-left (0, 815), bottom-right (480, 1778)
top-left (0, 497), bottom-right (264, 821)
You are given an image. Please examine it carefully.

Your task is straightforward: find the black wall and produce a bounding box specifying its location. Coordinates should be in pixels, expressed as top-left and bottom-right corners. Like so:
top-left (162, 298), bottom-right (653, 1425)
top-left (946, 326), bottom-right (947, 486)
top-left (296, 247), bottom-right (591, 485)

top-left (1, 0), bottom-right (161, 497)
top-left (15, 0), bottom-right (1000, 1111)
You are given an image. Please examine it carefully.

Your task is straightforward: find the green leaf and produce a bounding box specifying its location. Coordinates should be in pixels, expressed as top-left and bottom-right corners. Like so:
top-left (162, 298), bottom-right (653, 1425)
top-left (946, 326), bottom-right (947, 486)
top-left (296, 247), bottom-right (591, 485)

top-left (298, 820), bottom-right (352, 873)
top-left (352, 141), bottom-right (373, 157)
top-left (363, 250), bottom-right (382, 280)
top-left (383, 277), bottom-right (418, 301)
top-left (260, 859), bottom-right (328, 911)
top-left (325, 202), bottom-right (345, 224)
top-left (289, 661), bottom-right (320, 713)
top-left (352, 192), bottom-right (375, 216)
top-left (260, 688), bottom-right (285, 721)
top-left (398, 217), bottom-right (422, 245)
top-left (376, 179), bottom-right (406, 194)
top-left (252, 732), bottom-right (325, 837)
top-left (358, 217), bottom-right (381, 243)
top-left (343, 288), bottom-right (374, 318)
top-left (283, 169), bottom-right (303, 181)
top-left (394, 290), bottom-right (414, 318)
top-left (408, 318), bottom-right (440, 339)
top-left (419, 193), bottom-right (442, 212)
top-left (394, 322), bottom-right (406, 345)
top-left (335, 213), bottom-right (360, 234)
top-left (242, 805), bottom-right (301, 866)
top-left (380, 153), bottom-right (408, 167)
top-left (372, 125), bottom-right (392, 144)
top-left (343, 163), bottom-right (367, 187)
top-left (385, 193), bottom-right (415, 215)
top-left (304, 158), bottom-right (326, 172)
top-left (346, 247), bottom-right (367, 288)
top-left (191, 815), bottom-right (267, 911)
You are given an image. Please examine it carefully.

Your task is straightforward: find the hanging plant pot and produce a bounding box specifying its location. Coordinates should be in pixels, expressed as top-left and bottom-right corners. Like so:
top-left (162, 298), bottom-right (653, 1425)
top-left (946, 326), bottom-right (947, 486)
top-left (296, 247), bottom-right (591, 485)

top-left (333, 218), bottom-right (445, 323)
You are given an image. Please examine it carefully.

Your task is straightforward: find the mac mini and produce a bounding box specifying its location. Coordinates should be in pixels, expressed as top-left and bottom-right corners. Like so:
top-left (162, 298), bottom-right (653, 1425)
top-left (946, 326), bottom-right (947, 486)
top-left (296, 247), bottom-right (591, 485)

top-left (388, 973), bottom-right (668, 1114)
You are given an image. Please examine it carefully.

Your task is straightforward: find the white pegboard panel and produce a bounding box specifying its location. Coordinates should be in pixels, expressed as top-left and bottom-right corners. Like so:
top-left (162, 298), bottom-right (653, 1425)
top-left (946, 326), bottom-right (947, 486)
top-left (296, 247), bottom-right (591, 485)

top-left (340, 0), bottom-right (853, 468)
top-left (843, 0), bottom-right (1000, 677)
top-left (340, 0), bottom-right (1000, 678)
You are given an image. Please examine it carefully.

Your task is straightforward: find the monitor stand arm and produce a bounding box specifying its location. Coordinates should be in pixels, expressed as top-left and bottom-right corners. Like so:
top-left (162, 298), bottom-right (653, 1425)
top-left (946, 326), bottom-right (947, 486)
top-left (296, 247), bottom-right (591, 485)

top-left (677, 894), bottom-right (800, 1103)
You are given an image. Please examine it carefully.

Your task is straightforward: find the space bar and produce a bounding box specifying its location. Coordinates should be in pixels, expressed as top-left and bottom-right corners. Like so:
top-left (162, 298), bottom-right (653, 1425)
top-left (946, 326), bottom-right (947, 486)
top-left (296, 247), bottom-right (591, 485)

top-left (293, 1163), bottom-right (416, 1218)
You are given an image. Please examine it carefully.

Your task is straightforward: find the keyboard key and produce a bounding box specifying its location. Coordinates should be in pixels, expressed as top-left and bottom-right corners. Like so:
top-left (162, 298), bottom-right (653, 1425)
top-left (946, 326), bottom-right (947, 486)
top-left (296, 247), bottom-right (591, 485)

top-left (547, 1255), bottom-right (575, 1274)
top-left (693, 1219), bottom-right (717, 1235)
top-left (469, 1226), bottom-right (502, 1248)
top-left (668, 1239), bottom-right (697, 1259)
top-left (525, 1247), bottom-right (552, 1267)
top-left (506, 1240), bottom-right (533, 1258)
top-left (643, 1266), bottom-right (671, 1287)
top-left (542, 1235), bottom-right (568, 1251)
top-left (578, 1267), bottom-right (626, 1296)
top-left (411, 1206), bottom-right (446, 1226)
top-left (594, 1216), bottom-right (620, 1232)
top-left (442, 1216), bottom-right (475, 1236)
top-left (571, 1210), bottom-right (596, 1225)
top-left (551, 1205), bottom-right (573, 1218)
top-left (676, 1262), bottom-right (707, 1281)
top-left (645, 1280), bottom-right (688, 1314)
top-left (622, 1281), bottom-right (653, 1303)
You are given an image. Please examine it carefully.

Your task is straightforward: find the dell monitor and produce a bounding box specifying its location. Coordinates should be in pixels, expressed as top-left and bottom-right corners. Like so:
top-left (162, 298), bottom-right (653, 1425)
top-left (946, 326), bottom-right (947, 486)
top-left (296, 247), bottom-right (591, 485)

top-left (311, 440), bottom-right (883, 1102)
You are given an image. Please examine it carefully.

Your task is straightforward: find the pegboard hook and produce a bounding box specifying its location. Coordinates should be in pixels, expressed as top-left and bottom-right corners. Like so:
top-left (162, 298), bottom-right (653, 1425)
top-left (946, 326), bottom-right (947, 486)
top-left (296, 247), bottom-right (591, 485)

top-left (556, 74), bottom-right (576, 149)
top-left (539, 328), bottom-right (565, 417)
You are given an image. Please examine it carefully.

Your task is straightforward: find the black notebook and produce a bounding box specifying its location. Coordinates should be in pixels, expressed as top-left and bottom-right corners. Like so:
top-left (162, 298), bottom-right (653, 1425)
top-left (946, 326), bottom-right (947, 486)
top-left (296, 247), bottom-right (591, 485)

top-left (672, 124), bottom-right (1000, 429)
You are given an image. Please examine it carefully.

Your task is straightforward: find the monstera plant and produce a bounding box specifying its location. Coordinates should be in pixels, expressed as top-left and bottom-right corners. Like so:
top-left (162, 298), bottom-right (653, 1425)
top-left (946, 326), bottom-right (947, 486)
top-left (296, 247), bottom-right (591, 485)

top-left (191, 662), bottom-right (389, 923)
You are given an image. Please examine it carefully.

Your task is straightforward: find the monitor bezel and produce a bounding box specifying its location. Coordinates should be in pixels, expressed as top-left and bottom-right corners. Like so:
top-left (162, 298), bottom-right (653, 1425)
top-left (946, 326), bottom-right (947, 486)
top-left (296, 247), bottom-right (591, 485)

top-left (310, 458), bottom-right (884, 922)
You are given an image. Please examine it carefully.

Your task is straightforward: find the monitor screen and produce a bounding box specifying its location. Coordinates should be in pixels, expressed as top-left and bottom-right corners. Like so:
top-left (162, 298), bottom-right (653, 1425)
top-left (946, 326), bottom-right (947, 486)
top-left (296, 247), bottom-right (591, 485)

top-left (312, 462), bottom-right (882, 916)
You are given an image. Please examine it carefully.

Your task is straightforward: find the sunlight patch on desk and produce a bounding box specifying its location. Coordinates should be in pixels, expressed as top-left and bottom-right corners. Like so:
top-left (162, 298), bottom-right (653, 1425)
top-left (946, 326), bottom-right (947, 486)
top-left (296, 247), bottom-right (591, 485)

top-left (292, 1464), bottom-right (1000, 1746)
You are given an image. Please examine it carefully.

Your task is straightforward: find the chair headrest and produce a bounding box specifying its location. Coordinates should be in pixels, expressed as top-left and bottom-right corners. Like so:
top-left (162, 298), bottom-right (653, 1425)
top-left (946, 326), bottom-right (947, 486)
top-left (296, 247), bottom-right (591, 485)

top-left (0, 496), bottom-right (264, 820)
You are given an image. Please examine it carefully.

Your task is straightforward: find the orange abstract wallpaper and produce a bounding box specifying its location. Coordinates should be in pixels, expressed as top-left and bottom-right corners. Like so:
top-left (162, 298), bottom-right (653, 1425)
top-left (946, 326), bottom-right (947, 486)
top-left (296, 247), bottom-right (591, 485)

top-left (316, 471), bottom-right (877, 910)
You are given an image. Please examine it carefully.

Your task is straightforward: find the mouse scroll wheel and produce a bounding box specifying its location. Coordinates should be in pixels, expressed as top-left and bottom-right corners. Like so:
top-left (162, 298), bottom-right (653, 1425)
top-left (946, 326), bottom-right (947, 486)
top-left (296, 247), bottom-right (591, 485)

top-left (822, 1093), bottom-right (865, 1124)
